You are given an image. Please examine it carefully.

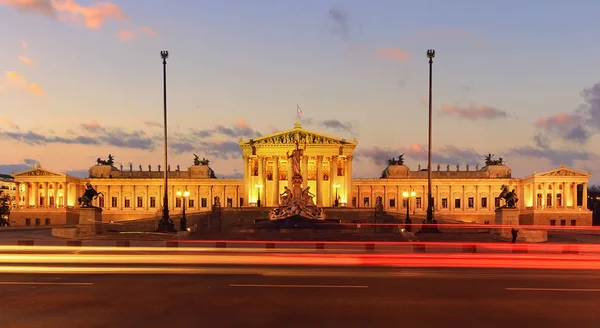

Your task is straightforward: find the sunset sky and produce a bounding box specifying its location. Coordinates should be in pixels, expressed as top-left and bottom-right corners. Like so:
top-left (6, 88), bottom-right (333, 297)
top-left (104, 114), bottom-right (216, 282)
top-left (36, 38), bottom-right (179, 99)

top-left (1, 0), bottom-right (599, 184)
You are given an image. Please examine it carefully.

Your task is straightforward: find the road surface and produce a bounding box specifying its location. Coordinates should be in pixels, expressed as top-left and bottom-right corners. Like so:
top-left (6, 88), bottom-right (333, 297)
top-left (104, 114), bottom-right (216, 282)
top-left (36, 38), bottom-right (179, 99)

top-left (1, 265), bottom-right (599, 328)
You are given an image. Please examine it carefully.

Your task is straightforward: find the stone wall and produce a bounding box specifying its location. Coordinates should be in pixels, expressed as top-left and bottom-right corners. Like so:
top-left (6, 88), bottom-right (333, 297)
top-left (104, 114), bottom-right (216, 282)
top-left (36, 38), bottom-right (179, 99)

top-left (9, 210), bottom-right (79, 226)
top-left (89, 164), bottom-right (216, 179)
top-left (519, 212), bottom-right (593, 226)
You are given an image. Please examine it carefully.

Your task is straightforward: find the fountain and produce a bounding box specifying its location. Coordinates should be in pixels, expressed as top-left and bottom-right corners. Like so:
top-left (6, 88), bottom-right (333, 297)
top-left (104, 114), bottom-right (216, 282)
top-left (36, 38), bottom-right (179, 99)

top-left (267, 139), bottom-right (325, 221)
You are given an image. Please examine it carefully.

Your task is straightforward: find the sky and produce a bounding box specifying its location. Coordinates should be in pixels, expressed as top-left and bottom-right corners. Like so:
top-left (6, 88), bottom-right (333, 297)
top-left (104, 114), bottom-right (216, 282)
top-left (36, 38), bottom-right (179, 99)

top-left (0, 0), bottom-right (599, 184)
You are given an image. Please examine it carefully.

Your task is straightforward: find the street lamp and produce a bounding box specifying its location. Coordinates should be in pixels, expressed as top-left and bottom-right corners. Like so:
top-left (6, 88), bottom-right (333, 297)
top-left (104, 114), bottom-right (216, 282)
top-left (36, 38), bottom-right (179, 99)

top-left (256, 184), bottom-right (263, 207)
top-left (333, 184), bottom-right (340, 207)
top-left (176, 190), bottom-right (190, 231)
top-left (157, 50), bottom-right (175, 233)
top-left (402, 191), bottom-right (416, 232)
top-left (425, 49), bottom-right (435, 226)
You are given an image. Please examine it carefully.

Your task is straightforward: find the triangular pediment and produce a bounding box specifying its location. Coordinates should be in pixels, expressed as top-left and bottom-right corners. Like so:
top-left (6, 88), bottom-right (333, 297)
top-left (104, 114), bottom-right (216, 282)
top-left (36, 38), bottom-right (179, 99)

top-left (537, 165), bottom-right (591, 177)
top-left (13, 166), bottom-right (65, 177)
top-left (239, 123), bottom-right (357, 147)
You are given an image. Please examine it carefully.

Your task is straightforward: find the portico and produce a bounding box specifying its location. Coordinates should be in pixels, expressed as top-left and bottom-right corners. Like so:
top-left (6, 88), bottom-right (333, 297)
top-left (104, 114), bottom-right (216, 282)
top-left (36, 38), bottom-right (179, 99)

top-left (238, 122), bottom-right (357, 207)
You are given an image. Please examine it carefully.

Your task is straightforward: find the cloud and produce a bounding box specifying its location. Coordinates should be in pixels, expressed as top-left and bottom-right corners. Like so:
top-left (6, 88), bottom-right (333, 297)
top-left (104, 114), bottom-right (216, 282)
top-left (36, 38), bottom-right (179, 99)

top-left (508, 146), bottom-right (594, 167)
top-left (117, 29), bottom-right (135, 41)
top-left (117, 26), bottom-right (155, 41)
top-left (0, 0), bottom-right (55, 17)
top-left (141, 25), bottom-right (155, 36)
top-left (534, 113), bottom-right (588, 143)
top-left (301, 118), bottom-right (357, 135)
top-left (21, 39), bottom-right (28, 49)
top-left (17, 55), bottom-right (35, 67)
top-left (2, 0), bottom-right (127, 29)
top-left (534, 81), bottom-right (600, 145)
top-left (1, 71), bottom-right (45, 96)
top-left (23, 158), bottom-right (39, 166)
top-left (1, 116), bottom-right (19, 129)
top-left (328, 6), bottom-right (349, 41)
top-left (266, 125), bottom-right (279, 134)
top-left (52, 0), bottom-right (127, 29)
top-left (0, 122), bottom-right (155, 151)
top-left (216, 169), bottom-right (243, 179)
top-left (355, 144), bottom-right (483, 167)
top-left (376, 47), bottom-right (409, 62)
top-left (440, 104), bottom-right (509, 120)
top-left (144, 120), bottom-right (162, 128)
top-left (192, 119), bottom-right (262, 139)
top-left (80, 120), bottom-right (101, 132)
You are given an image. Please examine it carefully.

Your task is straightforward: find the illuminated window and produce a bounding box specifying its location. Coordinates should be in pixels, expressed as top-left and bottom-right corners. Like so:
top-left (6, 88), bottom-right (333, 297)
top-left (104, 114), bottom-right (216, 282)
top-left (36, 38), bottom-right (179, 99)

top-left (150, 197), bottom-right (156, 208)
top-left (481, 197), bottom-right (487, 208)
top-left (468, 197), bottom-right (474, 208)
top-left (442, 198), bottom-right (448, 208)
top-left (416, 197), bottom-right (422, 208)
top-left (111, 197), bottom-right (117, 208)
top-left (124, 198), bottom-right (130, 208)
top-left (137, 197), bottom-right (143, 208)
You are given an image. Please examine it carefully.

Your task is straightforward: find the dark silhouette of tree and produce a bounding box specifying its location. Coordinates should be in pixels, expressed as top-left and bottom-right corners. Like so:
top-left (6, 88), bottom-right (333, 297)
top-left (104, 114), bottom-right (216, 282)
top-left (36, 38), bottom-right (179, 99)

top-left (0, 190), bottom-right (10, 227)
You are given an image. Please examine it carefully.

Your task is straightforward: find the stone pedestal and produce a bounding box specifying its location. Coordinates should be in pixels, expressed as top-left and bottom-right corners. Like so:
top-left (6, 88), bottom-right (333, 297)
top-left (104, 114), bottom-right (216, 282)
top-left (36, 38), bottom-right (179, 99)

top-left (52, 207), bottom-right (103, 239)
top-left (494, 207), bottom-right (519, 237)
top-left (493, 207), bottom-right (547, 242)
top-left (291, 174), bottom-right (303, 200)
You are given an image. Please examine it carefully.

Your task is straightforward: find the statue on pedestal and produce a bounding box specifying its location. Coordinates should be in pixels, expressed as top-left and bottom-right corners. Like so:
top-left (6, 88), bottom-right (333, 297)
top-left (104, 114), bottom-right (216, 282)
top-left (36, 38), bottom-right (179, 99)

top-left (78, 183), bottom-right (103, 208)
top-left (499, 185), bottom-right (519, 208)
top-left (286, 139), bottom-right (306, 177)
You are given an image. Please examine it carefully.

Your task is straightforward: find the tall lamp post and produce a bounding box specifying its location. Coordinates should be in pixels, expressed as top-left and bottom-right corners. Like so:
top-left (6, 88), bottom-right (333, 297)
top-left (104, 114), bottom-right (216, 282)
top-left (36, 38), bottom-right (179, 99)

top-left (333, 184), bottom-right (340, 207)
top-left (176, 190), bottom-right (189, 231)
top-left (402, 191), bottom-right (416, 232)
top-left (256, 184), bottom-right (263, 207)
top-left (425, 49), bottom-right (435, 227)
top-left (157, 50), bottom-right (175, 233)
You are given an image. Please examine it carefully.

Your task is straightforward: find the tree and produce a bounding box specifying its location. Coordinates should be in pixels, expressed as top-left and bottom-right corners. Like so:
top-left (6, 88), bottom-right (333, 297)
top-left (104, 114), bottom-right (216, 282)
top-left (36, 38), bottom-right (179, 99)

top-left (0, 190), bottom-right (10, 227)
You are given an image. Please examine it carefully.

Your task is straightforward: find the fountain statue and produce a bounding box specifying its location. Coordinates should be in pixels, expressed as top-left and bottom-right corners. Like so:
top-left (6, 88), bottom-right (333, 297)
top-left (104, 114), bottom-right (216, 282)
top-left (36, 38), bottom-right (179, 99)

top-left (268, 138), bottom-right (325, 220)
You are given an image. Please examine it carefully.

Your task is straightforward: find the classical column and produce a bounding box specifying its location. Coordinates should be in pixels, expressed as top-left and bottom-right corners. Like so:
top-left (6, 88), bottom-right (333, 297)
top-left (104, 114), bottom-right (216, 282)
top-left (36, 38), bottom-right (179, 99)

top-left (146, 185), bottom-right (150, 210)
top-left (33, 182), bottom-right (38, 208)
top-left (257, 156), bottom-right (264, 205)
top-left (449, 185), bottom-right (453, 211)
top-left (330, 156), bottom-right (338, 205)
top-left (301, 156), bottom-right (309, 187)
top-left (209, 185), bottom-right (213, 209)
top-left (272, 156), bottom-right (280, 205)
top-left (15, 182), bottom-right (21, 208)
top-left (552, 182), bottom-right (556, 208)
top-left (235, 185), bottom-right (239, 207)
top-left (583, 182), bottom-right (588, 208)
top-left (316, 156), bottom-right (323, 206)
top-left (462, 185), bottom-right (466, 211)
top-left (44, 182), bottom-right (49, 208)
top-left (345, 155), bottom-right (353, 206)
top-left (383, 185), bottom-right (387, 210)
top-left (541, 182), bottom-right (546, 208)
top-left (561, 182), bottom-right (566, 207)
top-left (475, 185), bottom-right (479, 211)
top-left (396, 185), bottom-right (400, 212)
top-left (25, 183), bottom-right (29, 207)
top-left (243, 156), bottom-right (250, 206)
top-left (261, 157), bottom-right (267, 205)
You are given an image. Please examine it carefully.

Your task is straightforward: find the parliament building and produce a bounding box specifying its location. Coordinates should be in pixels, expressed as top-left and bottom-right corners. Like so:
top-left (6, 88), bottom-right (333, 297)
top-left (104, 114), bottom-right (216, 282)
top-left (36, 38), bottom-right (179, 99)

top-left (7, 122), bottom-right (594, 226)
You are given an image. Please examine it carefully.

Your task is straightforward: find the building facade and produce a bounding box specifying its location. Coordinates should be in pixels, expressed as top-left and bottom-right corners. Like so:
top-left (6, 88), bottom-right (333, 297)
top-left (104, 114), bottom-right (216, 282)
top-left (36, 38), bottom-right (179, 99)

top-left (7, 123), bottom-right (594, 226)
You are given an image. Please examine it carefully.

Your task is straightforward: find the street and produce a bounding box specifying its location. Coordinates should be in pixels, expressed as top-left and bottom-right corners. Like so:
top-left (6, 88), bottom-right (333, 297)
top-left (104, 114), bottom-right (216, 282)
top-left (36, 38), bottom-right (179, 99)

top-left (1, 265), bottom-right (599, 328)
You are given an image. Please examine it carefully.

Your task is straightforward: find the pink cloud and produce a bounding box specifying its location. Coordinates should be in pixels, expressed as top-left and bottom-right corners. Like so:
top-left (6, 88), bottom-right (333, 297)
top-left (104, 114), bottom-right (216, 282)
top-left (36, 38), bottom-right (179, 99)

top-left (117, 29), bottom-right (136, 41)
top-left (51, 0), bottom-right (126, 29)
top-left (144, 121), bottom-right (162, 128)
top-left (117, 26), bottom-right (156, 41)
top-left (376, 47), bottom-right (409, 62)
top-left (80, 120), bottom-right (101, 132)
top-left (141, 25), bottom-right (155, 37)
top-left (21, 39), bottom-right (28, 49)
top-left (17, 55), bottom-right (35, 67)
top-left (0, 0), bottom-right (55, 16)
top-left (440, 104), bottom-right (508, 120)
top-left (1, 116), bottom-right (19, 129)
top-left (535, 113), bottom-right (582, 128)
top-left (1, 71), bottom-right (45, 96)
top-left (267, 125), bottom-right (279, 134)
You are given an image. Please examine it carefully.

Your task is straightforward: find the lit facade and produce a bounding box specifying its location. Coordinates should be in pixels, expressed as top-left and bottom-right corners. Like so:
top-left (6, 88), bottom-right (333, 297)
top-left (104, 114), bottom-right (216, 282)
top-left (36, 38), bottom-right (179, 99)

top-left (7, 123), bottom-right (594, 226)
